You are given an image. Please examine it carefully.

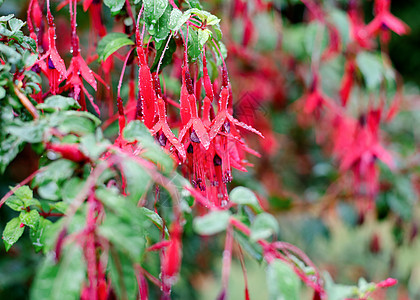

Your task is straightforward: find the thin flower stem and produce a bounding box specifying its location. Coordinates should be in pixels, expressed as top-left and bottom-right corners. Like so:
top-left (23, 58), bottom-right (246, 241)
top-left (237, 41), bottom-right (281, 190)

top-left (117, 47), bottom-right (135, 99)
top-left (0, 167), bottom-right (47, 208)
top-left (168, 0), bottom-right (179, 9)
top-left (125, 0), bottom-right (136, 30)
top-left (135, 264), bottom-right (162, 288)
top-left (237, 244), bottom-right (250, 300)
top-left (221, 225), bottom-right (233, 291)
top-left (156, 35), bottom-right (173, 74)
top-left (186, 20), bottom-right (201, 29)
top-left (63, 159), bottom-right (111, 229)
top-left (211, 38), bottom-right (226, 70)
top-left (13, 84), bottom-right (39, 119)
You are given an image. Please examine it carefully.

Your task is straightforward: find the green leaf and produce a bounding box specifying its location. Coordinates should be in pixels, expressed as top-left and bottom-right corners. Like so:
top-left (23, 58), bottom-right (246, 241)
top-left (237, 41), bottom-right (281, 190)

top-left (253, 13), bottom-right (278, 51)
top-left (144, 0), bottom-right (169, 22)
top-left (186, 0), bottom-right (202, 9)
top-left (212, 23), bottom-right (222, 41)
top-left (2, 217), bottom-right (25, 251)
top-left (250, 213), bottom-right (279, 241)
top-left (358, 277), bottom-right (376, 294)
top-left (234, 231), bottom-right (263, 261)
top-left (168, 9), bottom-right (185, 31)
top-left (6, 120), bottom-right (47, 143)
top-left (188, 8), bottom-right (220, 26)
top-left (356, 52), bottom-right (384, 90)
top-left (20, 210), bottom-right (40, 229)
top-left (0, 43), bottom-right (22, 64)
top-left (193, 210), bottom-right (231, 235)
top-left (304, 21), bottom-right (328, 58)
top-left (229, 186), bottom-right (262, 213)
top-left (79, 133), bottom-right (111, 160)
top-left (97, 32), bottom-right (134, 62)
top-left (5, 196), bottom-right (25, 211)
top-left (140, 207), bottom-right (168, 235)
top-left (30, 246), bottom-right (86, 300)
top-left (147, 5), bottom-right (172, 43)
top-left (0, 14), bottom-right (14, 22)
top-left (329, 9), bottom-right (350, 46)
top-left (0, 135), bottom-right (24, 173)
top-left (23, 52), bottom-right (37, 68)
top-left (98, 209), bottom-right (147, 263)
top-left (13, 185), bottom-right (33, 201)
top-left (38, 181), bottom-right (60, 201)
top-left (209, 40), bottom-right (227, 65)
top-left (9, 18), bottom-right (25, 33)
top-left (198, 29), bottom-right (211, 47)
top-left (0, 86), bottom-right (5, 99)
top-left (123, 121), bottom-right (173, 172)
top-left (324, 272), bottom-right (357, 300)
top-left (120, 157), bottom-right (151, 202)
top-left (151, 35), bottom-right (176, 72)
top-left (187, 29), bottom-right (200, 61)
top-left (33, 159), bottom-right (76, 187)
top-left (37, 95), bottom-right (81, 112)
top-left (266, 260), bottom-right (300, 300)
top-left (108, 248), bottom-right (138, 300)
top-left (57, 113), bottom-right (96, 135)
top-left (41, 218), bottom-right (65, 254)
top-left (50, 202), bottom-right (69, 213)
top-left (103, 0), bottom-right (125, 13)
top-left (124, 120), bottom-right (153, 143)
top-left (30, 218), bottom-right (52, 252)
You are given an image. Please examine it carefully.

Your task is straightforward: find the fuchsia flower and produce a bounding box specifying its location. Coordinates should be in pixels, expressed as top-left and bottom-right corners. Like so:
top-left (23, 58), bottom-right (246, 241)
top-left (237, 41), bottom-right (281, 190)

top-left (151, 74), bottom-right (186, 160)
top-left (36, 1), bottom-right (67, 95)
top-left (135, 17), bottom-right (157, 129)
top-left (348, 0), bottom-right (375, 49)
top-left (298, 74), bottom-right (336, 119)
top-left (337, 108), bottom-right (395, 200)
top-left (162, 221), bottom-right (183, 285)
top-left (365, 0), bottom-right (410, 39)
top-left (178, 69), bottom-right (211, 149)
top-left (60, 0), bottom-right (105, 114)
top-left (339, 58), bottom-right (356, 106)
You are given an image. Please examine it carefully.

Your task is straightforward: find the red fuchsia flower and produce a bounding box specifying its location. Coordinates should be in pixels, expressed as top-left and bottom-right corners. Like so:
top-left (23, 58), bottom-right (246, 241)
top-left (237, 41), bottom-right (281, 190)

top-left (36, 0), bottom-right (67, 95)
top-left (339, 58), bottom-right (356, 106)
top-left (348, 0), bottom-right (375, 49)
top-left (338, 108), bottom-right (395, 201)
top-left (179, 60), bottom-right (193, 127)
top-left (46, 142), bottom-right (89, 162)
top-left (297, 73), bottom-right (337, 120)
top-left (161, 221), bottom-right (183, 288)
top-left (135, 11), bottom-right (157, 129)
top-left (151, 74), bottom-right (186, 160)
top-left (178, 69), bottom-right (211, 149)
top-left (86, 2), bottom-right (107, 38)
top-left (209, 68), bottom-right (263, 142)
top-left (27, 0), bottom-right (43, 43)
top-left (365, 0), bottom-right (410, 42)
top-left (60, 0), bottom-right (105, 114)
top-left (300, 0), bottom-right (341, 60)
top-left (376, 278), bottom-right (397, 288)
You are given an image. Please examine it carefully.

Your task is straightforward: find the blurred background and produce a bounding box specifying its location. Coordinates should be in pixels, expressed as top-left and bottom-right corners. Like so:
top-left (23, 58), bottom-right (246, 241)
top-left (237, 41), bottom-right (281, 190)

top-left (1, 0), bottom-right (420, 299)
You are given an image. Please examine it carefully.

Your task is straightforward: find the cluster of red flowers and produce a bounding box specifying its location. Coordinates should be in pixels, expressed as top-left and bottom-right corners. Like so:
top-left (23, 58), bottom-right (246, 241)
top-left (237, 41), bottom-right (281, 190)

top-left (300, 0), bottom-right (407, 207)
top-left (224, 0), bottom-right (408, 209)
top-left (26, 0), bottom-right (264, 208)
